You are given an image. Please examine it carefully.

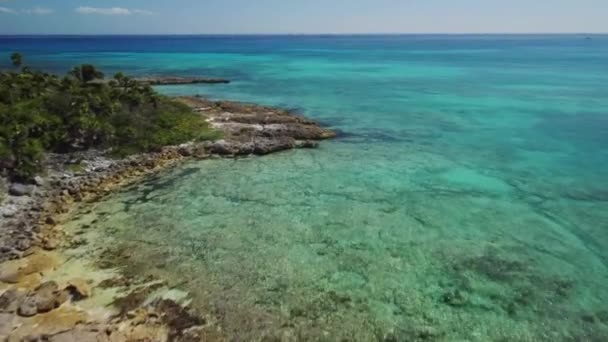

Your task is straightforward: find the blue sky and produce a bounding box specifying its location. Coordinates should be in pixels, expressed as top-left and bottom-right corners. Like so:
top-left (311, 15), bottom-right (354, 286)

top-left (1, 0), bottom-right (607, 34)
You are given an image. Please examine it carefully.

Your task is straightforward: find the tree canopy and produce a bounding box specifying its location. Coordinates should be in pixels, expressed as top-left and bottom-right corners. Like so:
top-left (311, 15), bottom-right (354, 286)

top-left (0, 53), bottom-right (217, 180)
top-left (10, 53), bottom-right (22, 68)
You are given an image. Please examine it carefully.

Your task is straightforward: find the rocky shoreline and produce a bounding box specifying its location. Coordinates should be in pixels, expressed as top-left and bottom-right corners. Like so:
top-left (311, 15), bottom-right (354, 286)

top-left (138, 77), bottom-right (231, 85)
top-left (89, 76), bottom-right (231, 86)
top-left (0, 97), bottom-right (335, 341)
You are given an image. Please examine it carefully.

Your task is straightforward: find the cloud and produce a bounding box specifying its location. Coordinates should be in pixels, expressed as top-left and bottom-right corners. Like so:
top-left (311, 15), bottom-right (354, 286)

top-left (76, 7), bottom-right (130, 15)
top-left (24, 7), bottom-right (54, 15)
top-left (75, 7), bottom-right (154, 16)
top-left (0, 6), bottom-right (16, 14)
top-left (0, 5), bottom-right (54, 15)
top-left (132, 9), bottom-right (154, 15)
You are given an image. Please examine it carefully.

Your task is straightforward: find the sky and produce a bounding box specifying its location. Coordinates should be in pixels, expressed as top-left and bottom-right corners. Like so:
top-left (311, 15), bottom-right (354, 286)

top-left (0, 0), bottom-right (607, 34)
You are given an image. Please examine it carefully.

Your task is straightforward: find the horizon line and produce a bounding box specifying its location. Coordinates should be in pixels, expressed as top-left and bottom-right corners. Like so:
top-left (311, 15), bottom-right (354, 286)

top-left (0, 32), bottom-right (607, 37)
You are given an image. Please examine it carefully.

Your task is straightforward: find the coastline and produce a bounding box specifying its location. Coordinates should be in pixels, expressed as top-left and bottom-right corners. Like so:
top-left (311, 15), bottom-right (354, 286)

top-left (0, 96), bottom-right (335, 341)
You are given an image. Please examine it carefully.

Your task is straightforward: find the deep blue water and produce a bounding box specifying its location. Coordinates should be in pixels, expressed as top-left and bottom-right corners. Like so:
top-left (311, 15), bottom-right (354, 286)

top-left (3, 35), bottom-right (608, 340)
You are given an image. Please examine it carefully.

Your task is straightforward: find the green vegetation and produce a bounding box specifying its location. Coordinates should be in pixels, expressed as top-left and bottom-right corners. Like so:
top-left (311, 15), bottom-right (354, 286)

top-left (0, 53), bottom-right (217, 180)
top-left (10, 53), bottom-right (22, 68)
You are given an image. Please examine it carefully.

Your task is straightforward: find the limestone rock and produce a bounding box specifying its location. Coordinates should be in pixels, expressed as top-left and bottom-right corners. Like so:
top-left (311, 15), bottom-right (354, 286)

top-left (18, 281), bottom-right (69, 316)
top-left (0, 312), bottom-right (16, 338)
top-left (65, 279), bottom-right (92, 300)
top-left (10, 305), bottom-right (89, 340)
top-left (204, 140), bottom-right (239, 155)
top-left (177, 144), bottom-right (194, 157)
top-left (253, 137), bottom-right (295, 155)
top-left (8, 183), bottom-right (35, 197)
top-left (33, 176), bottom-right (45, 186)
top-left (295, 140), bottom-right (319, 149)
top-left (17, 297), bottom-right (38, 317)
top-left (0, 203), bottom-right (18, 218)
top-left (47, 325), bottom-right (108, 342)
top-left (0, 288), bottom-right (27, 313)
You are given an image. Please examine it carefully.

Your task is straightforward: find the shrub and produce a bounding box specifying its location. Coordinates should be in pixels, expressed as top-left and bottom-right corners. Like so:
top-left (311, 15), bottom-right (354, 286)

top-left (0, 53), bottom-right (217, 180)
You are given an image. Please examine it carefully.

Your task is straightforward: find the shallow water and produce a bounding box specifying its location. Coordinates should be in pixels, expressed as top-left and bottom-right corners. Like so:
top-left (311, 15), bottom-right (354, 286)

top-left (3, 35), bottom-right (608, 340)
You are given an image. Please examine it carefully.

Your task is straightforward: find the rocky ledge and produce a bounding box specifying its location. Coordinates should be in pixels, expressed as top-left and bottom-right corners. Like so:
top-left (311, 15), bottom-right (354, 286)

top-left (0, 96), bottom-right (335, 341)
top-left (88, 76), bottom-right (231, 86)
top-left (178, 96), bottom-right (336, 156)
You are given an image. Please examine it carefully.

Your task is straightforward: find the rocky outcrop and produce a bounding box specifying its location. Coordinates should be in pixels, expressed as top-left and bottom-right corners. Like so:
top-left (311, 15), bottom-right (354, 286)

top-left (18, 281), bottom-right (69, 316)
top-left (179, 96), bottom-right (336, 157)
top-left (0, 95), bottom-right (336, 341)
top-left (88, 76), bottom-right (231, 86)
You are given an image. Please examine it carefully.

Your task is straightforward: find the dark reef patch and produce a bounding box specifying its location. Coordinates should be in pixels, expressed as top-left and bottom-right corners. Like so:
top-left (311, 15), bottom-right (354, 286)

top-left (536, 111), bottom-right (608, 146)
top-left (333, 128), bottom-right (413, 144)
top-left (455, 251), bottom-right (528, 283)
top-left (443, 248), bottom-right (578, 319)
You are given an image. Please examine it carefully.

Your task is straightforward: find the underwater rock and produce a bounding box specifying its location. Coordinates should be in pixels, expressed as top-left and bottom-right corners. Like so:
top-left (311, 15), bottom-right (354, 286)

top-left (581, 314), bottom-right (599, 324)
top-left (65, 278), bottom-right (93, 300)
top-left (112, 282), bottom-right (165, 317)
top-left (11, 305), bottom-right (89, 340)
top-left (456, 252), bottom-right (526, 283)
top-left (18, 281), bottom-right (69, 316)
top-left (295, 140), bottom-right (319, 149)
top-left (46, 327), bottom-right (104, 342)
top-left (0, 252), bottom-right (59, 284)
top-left (98, 276), bottom-right (131, 289)
top-left (385, 325), bottom-right (442, 341)
top-left (440, 288), bottom-right (468, 307)
top-left (155, 299), bottom-right (205, 340)
top-left (414, 326), bottom-right (441, 340)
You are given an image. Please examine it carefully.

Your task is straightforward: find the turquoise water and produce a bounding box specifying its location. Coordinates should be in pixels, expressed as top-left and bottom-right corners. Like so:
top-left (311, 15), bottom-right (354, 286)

top-left (3, 35), bottom-right (608, 340)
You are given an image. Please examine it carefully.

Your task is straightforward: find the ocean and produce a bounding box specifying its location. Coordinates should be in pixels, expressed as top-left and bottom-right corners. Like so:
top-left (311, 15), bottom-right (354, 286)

top-left (2, 35), bottom-right (607, 340)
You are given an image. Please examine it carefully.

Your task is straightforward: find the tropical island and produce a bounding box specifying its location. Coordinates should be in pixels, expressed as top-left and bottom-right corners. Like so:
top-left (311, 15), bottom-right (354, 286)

top-left (0, 53), bottom-right (335, 340)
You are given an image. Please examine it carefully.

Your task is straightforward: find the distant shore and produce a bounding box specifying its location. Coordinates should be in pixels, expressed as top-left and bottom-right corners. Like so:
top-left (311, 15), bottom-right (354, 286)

top-left (88, 76), bottom-right (231, 86)
top-left (0, 95), bottom-right (335, 341)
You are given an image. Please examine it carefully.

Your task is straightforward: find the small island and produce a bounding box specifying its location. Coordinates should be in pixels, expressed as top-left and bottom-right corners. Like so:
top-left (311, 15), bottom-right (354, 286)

top-left (0, 53), bottom-right (334, 341)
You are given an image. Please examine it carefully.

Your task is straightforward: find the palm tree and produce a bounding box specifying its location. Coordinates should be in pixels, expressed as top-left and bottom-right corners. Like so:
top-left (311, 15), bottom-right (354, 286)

top-left (10, 53), bottom-right (23, 68)
top-left (69, 67), bottom-right (83, 82)
top-left (141, 85), bottom-right (159, 108)
top-left (80, 64), bottom-right (104, 83)
top-left (69, 65), bottom-right (104, 83)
